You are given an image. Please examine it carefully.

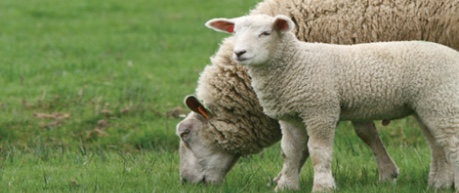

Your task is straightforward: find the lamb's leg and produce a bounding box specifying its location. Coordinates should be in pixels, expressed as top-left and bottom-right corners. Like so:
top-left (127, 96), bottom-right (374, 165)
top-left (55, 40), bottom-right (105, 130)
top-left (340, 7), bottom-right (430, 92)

top-left (304, 117), bottom-right (337, 192)
top-left (449, 135), bottom-right (459, 192)
top-left (274, 120), bottom-right (309, 191)
top-left (415, 116), bottom-right (453, 189)
top-left (273, 121), bottom-right (309, 186)
top-left (352, 121), bottom-right (399, 181)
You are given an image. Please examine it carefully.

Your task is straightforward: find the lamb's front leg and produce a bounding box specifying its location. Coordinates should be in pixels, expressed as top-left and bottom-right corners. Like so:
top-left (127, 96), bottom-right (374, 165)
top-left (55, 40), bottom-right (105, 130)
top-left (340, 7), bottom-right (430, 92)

top-left (305, 117), bottom-right (337, 192)
top-left (274, 120), bottom-right (309, 191)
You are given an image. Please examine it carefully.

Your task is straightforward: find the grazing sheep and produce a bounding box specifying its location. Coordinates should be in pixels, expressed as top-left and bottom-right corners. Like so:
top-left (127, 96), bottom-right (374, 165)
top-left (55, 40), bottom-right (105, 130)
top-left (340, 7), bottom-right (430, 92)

top-left (177, 0), bottom-right (459, 186)
top-left (177, 39), bottom-right (282, 184)
top-left (205, 14), bottom-right (459, 192)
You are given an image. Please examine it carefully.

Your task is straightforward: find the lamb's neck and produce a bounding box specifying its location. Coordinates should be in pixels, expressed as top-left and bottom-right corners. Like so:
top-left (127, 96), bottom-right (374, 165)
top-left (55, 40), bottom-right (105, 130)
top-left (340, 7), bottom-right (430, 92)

top-left (246, 33), bottom-right (303, 117)
top-left (250, 33), bottom-right (301, 78)
top-left (271, 33), bottom-right (301, 67)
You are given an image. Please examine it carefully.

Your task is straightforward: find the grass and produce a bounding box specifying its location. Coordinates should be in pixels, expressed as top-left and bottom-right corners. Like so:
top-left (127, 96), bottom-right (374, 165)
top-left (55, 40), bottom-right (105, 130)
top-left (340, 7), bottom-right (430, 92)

top-left (0, 0), bottom-right (453, 192)
top-left (0, 0), bottom-right (257, 150)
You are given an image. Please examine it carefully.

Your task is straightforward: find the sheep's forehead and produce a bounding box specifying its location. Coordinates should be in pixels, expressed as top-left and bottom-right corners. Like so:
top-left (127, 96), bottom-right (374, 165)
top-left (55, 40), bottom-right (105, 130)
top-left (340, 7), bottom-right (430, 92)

top-left (235, 15), bottom-right (274, 31)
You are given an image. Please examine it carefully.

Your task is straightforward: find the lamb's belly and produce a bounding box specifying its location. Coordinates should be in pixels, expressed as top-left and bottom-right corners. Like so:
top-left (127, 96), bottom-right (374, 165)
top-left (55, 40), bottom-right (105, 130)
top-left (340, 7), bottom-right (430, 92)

top-left (339, 104), bottom-right (413, 121)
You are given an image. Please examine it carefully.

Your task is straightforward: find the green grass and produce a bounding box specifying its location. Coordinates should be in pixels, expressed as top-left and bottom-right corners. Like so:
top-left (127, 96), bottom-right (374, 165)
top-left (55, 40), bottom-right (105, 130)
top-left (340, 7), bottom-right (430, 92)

top-left (0, 0), bottom-right (257, 150)
top-left (0, 119), bottom-right (441, 192)
top-left (0, 0), bottom-right (453, 192)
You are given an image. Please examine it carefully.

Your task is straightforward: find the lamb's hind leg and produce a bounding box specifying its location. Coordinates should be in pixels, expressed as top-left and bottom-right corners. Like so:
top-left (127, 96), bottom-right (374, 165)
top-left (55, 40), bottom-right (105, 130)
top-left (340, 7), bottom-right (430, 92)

top-left (352, 121), bottom-right (399, 181)
top-left (415, 115), bottom-right (454, 189)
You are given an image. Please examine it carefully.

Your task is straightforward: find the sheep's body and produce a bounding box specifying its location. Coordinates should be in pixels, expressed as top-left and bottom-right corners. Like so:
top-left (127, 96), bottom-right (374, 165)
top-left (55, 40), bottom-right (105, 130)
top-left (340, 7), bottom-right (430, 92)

top-left (206, 14), bottom-right (459, 192)
top-left (252, 0), bottom-right (459, 49)
top-left (255, 41), bottom-right (459, 122)
top-left (178, 0), bottom-right (459, 186)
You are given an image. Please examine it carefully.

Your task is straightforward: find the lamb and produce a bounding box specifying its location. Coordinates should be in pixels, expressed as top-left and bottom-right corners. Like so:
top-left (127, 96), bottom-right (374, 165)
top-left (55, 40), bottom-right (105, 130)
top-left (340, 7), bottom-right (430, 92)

top-left (176, 37), bottom-right (397, 184)
top-left (177, 0), bottom-right (459, 186)
top-left (205, 14), bottom-right (459, 192)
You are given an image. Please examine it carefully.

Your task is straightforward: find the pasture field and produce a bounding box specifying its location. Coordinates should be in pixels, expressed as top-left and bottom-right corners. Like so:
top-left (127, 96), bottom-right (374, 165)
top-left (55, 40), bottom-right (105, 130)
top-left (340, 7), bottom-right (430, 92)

top-left (0, 0), bottom-right (450, 192)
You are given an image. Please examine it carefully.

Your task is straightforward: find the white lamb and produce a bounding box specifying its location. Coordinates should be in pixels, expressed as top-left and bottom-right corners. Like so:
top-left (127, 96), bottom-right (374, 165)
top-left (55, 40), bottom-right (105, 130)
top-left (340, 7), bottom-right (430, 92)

top-left (176, 37), bottom-right (398, 185)
top-left (206, 14), bottom-right (459, 192)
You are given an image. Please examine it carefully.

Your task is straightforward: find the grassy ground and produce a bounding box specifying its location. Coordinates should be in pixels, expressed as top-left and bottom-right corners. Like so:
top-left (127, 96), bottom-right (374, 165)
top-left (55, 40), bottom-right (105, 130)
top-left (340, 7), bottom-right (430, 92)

top-left (0, 0), bottom-right (452, 192)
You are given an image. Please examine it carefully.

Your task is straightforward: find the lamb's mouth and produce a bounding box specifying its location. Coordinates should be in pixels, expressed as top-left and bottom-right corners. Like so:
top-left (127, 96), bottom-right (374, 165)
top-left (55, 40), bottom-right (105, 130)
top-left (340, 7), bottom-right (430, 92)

top-left (235, 57), bottom-right (252, 63)
top-left (233, 54), bottom-right (252, 62)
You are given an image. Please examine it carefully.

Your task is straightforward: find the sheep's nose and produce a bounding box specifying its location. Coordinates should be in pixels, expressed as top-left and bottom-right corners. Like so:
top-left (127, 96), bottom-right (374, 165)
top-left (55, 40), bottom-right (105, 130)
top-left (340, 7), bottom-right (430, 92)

top-left (234, 50), bottom-right (246, 57)
top-left (180, 177), bottom-right (187, 184)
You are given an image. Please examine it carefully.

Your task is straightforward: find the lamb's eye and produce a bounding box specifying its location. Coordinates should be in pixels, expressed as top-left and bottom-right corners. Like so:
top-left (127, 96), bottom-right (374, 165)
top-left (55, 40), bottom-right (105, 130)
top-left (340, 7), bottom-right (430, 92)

top-left (259, 31), bottom-right (271, 37)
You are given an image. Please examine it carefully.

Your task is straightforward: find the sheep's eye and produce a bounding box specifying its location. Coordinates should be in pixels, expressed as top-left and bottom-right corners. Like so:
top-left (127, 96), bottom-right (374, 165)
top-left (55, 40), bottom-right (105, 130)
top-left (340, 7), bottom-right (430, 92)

top-left (259, 31), bottom-right (271, 37)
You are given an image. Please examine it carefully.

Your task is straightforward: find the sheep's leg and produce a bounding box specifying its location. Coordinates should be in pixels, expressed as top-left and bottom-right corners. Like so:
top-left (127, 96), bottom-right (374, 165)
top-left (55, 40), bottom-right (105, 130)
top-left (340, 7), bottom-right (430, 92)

top-left (272, 147), bottom-right (309, 186)
top-left (274, 120), bottom-right (309, 191)
top-left (444, 133), bottom-right (459, 191)
top-left (273, 121), bottom-right (310, 186)
top-left (304, 117), bottom-right (337, 192)
top-left (448, 134), bottom-right (459, 191)
top-left (415, 115), bottom-right (453, 189)
top-left (273, 146), bottom-right (309, 186)
top-left (352, 121), bottom-right (399, 181)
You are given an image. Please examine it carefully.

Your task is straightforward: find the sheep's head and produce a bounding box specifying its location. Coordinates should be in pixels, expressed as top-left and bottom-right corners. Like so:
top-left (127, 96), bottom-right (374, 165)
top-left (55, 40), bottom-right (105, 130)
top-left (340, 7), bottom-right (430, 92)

top-left (176, 96), bottom-right (240, 184)
top-left (206, 14), bottom-right (295, 66)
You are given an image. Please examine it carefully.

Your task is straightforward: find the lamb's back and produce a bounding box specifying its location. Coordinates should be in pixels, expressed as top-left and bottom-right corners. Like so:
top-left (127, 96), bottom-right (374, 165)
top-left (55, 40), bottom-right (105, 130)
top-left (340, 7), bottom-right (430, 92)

top-left (332, 41), bottom-right (459, 120)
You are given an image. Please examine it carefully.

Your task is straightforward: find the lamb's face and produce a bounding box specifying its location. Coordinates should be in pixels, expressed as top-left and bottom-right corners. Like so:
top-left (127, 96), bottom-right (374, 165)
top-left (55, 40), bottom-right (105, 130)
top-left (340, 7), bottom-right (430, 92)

top-left (176, 97), bottom-right (241, 184)
top-left (206, 14), bottom-right (295, 66)
top-left (231, 16), bottom-right (278, 65)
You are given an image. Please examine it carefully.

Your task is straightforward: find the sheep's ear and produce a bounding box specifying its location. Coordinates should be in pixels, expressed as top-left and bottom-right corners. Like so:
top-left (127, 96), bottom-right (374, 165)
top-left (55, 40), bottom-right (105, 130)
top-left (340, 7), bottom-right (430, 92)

top-left (205, 18), bottom-right (235, 33)
top-left (184, 95), bottom-right (211, 119)
top-left (273, 15), bottom-right (294, 33)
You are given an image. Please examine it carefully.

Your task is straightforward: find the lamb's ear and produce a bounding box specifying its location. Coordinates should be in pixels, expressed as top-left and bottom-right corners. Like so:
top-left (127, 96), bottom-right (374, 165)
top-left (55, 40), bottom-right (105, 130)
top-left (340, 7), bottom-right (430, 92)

top-left (205, 18), bottom-right (235, 33)
top-left (184, 95), bottom-right (211, 119)
top-left (273, 15), bottom-right (294, 33)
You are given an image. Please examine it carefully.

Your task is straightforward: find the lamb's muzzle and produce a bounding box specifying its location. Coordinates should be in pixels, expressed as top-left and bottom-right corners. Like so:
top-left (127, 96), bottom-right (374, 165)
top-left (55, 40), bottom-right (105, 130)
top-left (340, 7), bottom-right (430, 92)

top-left (233, 50), bottom-right (249, 62)
top-left (234, 50), bottom-right (246, 58)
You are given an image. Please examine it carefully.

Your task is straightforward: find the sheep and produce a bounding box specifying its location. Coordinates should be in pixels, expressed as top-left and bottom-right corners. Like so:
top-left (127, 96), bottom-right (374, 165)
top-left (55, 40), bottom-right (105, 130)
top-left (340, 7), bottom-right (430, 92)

top-left (205, 14), bottom-right (459, 192)
top-left (177, 0), bottom-right (459, 186)
top-left (177, 39), bottom-right (282, 184)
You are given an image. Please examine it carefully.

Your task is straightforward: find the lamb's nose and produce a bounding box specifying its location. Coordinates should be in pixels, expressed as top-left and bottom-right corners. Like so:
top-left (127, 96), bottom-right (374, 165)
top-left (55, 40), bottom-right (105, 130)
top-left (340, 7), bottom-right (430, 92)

top-left (234, 50), bottom-right (246, 57)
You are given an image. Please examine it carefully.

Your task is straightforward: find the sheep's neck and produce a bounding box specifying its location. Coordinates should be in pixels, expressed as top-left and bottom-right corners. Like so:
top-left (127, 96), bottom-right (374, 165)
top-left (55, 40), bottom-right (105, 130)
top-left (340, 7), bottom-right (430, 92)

top-left (250, 33), bottom-right (301, 78)
top-left (247, 33), bottom-right (303, 119)
top-left (271, 33), bottom-right (301, 67)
